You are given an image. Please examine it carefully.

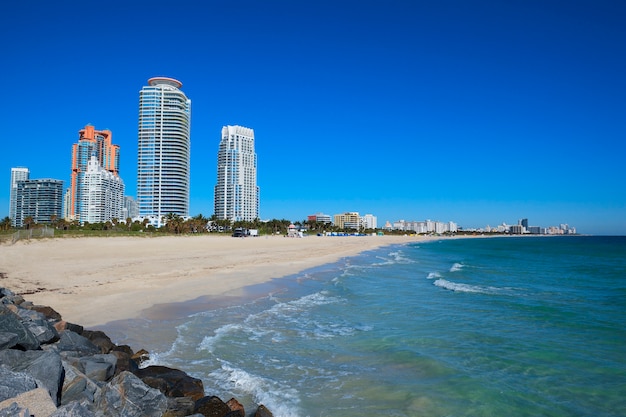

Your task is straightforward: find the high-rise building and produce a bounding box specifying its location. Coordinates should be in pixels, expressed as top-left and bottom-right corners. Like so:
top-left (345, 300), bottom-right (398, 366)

top-left (9, 167), bottom-right (29, 226)
top-left (361, 214), bottom-right (378, 230)
top-left (123, 196), bottom-right (139, 220)
top-left (14, 178), bottom-right (63, 227)
top-left (214, 125), bottom-right (259, 222)
top-left (137, 77), bottom-right (191, 227)
top-left (69, 125), bottom-right (119, 221)
top-left (81, 156), bottom-right (125, 224)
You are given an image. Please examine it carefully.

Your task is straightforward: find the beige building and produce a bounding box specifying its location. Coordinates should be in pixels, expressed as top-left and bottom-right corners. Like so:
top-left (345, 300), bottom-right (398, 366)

top-left (334, 212), bottom-right (360, 230)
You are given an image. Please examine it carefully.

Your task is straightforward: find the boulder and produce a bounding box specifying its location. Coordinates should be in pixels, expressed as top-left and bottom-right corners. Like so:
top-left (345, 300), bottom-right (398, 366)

top-left (0, 288), bottom-right (25, 306)
top-left (130, 348), bottom-right (150, 365)
top-left (50, 401), bottom-right (96, 417)
top-left (0, 306), bottom-right (40, 350)
top-left (56, 330), bottom-right (101, 356)
top-left (15, 307), bottom-right (59, 344)
top-left (60, 360), bottom-right (101, 405)
top-left (82, 330), bottom-right (116, 354)
top-left (194, 395), bottom-right (230, 417)
top-left (53, 321), bottom-right (84, 335)
top-left (0, 402), bottom-right (30, 417)
top-left (79, 354), bottom-right (117, 382)
top-left (0, 349), bottom-right (64, 405)
top-left (0, 387), bottom-right (57, 417)
top-left (29, 305), bottom-right (63, 321)
top-left (226, 397), bottom-right (245, 416)
top-left (135, 365), bottom-right (205, 400)
top-left (255, 404), bottom-right (275, 417)
top-left (93, 371), bottom-right (168, 417)
top-left (163, 396), bottom-right (196, 417)
top-left (109, 350), bottom-right (139, 375)
top-left (0, 367), bottom-right (38, 402)
top-left (111, 344), bottom-right (133, 356)
top-left (0, 332), bottom-right (18, 350)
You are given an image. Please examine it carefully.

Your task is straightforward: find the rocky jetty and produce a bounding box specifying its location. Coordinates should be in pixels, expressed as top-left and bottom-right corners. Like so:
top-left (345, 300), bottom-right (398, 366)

top-left (0, 287), bottom-right (274, 417)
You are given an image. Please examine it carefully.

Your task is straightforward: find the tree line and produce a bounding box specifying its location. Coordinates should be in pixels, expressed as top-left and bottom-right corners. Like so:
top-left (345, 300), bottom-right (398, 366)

top-left (0, 214), bottom-right (378, 236)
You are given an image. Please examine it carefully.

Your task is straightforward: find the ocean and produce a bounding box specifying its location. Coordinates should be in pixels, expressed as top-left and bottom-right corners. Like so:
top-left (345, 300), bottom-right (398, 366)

top-left (110, 235), bottom-right (626, 417)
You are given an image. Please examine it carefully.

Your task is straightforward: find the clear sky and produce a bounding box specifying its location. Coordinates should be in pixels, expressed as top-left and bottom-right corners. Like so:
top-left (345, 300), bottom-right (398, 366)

top-left (1, 1), bottom-right (625, 234)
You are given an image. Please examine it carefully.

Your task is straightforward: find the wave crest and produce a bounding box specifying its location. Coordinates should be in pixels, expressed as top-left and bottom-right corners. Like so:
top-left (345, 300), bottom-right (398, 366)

top-left (433, 279), bottom-right (498, 295)
top-left (450, 263), bottom-right (464, 272)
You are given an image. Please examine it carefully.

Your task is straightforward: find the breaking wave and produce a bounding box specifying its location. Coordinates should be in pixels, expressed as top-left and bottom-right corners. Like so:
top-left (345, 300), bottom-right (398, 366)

top-left (433, 279), bottom-right (500, 295)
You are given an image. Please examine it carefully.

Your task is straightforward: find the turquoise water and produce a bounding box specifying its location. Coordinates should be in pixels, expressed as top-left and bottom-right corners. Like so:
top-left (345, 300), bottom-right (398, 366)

top-left (140, 236), bottom-right (626, 416)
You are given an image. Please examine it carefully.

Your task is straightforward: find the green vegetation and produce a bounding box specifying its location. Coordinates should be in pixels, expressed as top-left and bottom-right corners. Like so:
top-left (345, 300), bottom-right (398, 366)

top-left (3, 213), bottom-right (467, 244)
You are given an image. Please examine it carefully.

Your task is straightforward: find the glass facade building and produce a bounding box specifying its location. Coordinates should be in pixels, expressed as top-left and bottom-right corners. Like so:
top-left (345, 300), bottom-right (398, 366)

top-left (14, 179), bottom-right (64, 227)
top-left (9, 167), bottom-right (29, 226)
top-left (214, 125), bottom-right (259, 222)
top-left (137, 77), bottom-right (191, 227)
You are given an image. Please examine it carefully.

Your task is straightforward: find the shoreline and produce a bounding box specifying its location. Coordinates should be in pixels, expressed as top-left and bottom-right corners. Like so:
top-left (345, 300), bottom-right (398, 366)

top-left (0, 234), bottom-right (433, 329)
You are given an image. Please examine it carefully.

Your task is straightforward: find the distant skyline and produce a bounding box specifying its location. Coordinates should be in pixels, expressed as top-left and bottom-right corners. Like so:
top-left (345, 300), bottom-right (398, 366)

top-left (1, 1), bottom-right (625, 235)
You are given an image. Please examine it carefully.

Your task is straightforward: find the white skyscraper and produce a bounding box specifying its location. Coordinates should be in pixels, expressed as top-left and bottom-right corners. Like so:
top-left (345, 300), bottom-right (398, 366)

top-left (137, 77), bottom-right (191, 227)
top-left (10, 167), bottom-right (29, 227)
top-left (214, 125), bottom-right (259, 222)
top-left (82, 156), bottom-right (125, 224)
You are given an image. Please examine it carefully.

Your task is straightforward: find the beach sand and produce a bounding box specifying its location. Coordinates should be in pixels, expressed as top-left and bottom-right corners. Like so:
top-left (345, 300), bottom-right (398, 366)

top-left (0, 234), bottom-right (424, 328)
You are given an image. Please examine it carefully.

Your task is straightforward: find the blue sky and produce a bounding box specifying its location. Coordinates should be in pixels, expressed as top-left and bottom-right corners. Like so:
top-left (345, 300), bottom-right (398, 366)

top-left (1, 0), bottom-right (624, 234)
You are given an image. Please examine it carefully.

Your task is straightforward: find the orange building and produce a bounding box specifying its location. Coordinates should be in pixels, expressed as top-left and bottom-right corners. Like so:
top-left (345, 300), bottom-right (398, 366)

top-left (68, 125), bottom-right (120, 220)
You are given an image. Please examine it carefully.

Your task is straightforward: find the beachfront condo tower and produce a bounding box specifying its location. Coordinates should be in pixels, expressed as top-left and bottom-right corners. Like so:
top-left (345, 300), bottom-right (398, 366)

top-left (214, 125), bottom-right (259, 222)
top-left (14, 178), bottom-right (64, 227)
top-left (137, 77), bottom-right (191, 227)
top-left (10, 167), bottom-right (30, 226)
top-left (82, 156), bottom-right (125, 224)
top-left (69, 125), bottom-right (120, 222)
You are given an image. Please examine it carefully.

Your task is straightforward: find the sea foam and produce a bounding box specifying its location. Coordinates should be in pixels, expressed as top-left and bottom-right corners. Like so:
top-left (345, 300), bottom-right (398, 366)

top-left (209, 360), bottom-right (302, 417)
top-left (449, 263), bottom-right (464, 272)
top-left (433, 279), bottom-right (497, 294)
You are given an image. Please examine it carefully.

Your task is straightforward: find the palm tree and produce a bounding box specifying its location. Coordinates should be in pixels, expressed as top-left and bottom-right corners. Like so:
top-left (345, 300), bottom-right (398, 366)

top-left (23, 216), bottom-right (35, 230)
top-left (0, 216), bottom-right (11, 231)
top-left (163, 213), bottom-right (185, 234)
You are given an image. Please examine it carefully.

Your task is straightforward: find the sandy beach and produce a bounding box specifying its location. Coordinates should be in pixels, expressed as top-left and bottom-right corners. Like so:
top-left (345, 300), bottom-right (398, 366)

top-left (0, 234), bottom-right (425, 327)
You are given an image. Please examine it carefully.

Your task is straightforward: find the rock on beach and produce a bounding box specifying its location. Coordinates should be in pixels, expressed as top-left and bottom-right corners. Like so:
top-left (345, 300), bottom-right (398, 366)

top-left (0, 286), bottom-right (275, 417)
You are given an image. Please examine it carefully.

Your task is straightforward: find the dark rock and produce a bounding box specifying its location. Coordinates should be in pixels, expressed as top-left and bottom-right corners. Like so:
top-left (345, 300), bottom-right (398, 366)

top-left (254, 404), bottom-right (274, 417)
top-left (163, 395), bottom-right (196, 417)
top-left (0, 288), bottom-right (25, 306)
top-left (50, 401), bottom-right (97, 417)
top-left (109, 350), bottom-right (139, 375)
top-left (111, 344), bottom-right (133, 355)
top-left (0, 402), bottom-right (30, 417)
top-left (130, 348), bottom-right (150, 365)
top-left (0, 349), bottom-right (64, 405)
top-left (0, 367), bottom-right (38, 402)
top-left (194, 395), bottom-right (230, 417)
top-left (0, 306), bottom-right (40, 350)
top-left (76, 354), bottom-right (117, 382)
top-left (53, 321), bottom-right (84, 335)
top-left (0, 332), bottom-right (18, 350)
top-left (15, 307), bottom-right (59, 344)
top-left (56, 330), bottom-right (101, 356)
top-left (135, 365), bottom-right (205, 400)
top-left (94, 371), bottom-right (168, 417)
top-left (224, 411), bottom-right (246, 417)
top-left (82, 330), bottom-right (116, 354)
top-left (29, 305), bottom-right (63, 321)
top-left (60, 360), bottom-right (101, 405)
top-left (226, 397), bottom-right (245, 416)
